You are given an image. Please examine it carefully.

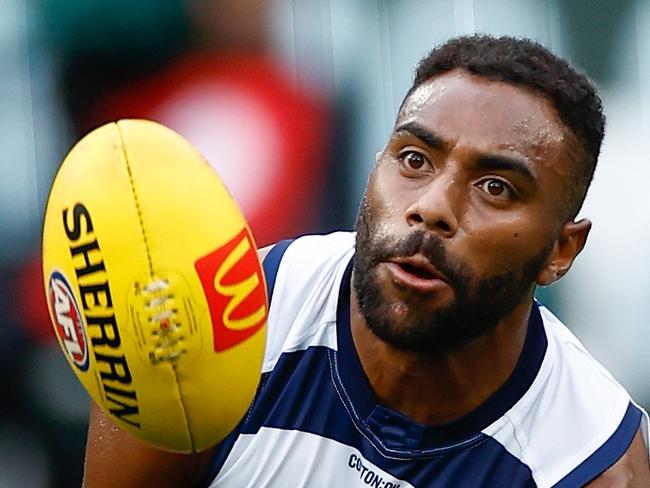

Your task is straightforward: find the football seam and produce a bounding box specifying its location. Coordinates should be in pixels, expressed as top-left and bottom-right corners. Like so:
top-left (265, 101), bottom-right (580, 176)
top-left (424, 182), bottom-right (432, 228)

top-left (115, 124), bottom-right (155, 278)
top-left (116, 121), bottom-right (198, 452)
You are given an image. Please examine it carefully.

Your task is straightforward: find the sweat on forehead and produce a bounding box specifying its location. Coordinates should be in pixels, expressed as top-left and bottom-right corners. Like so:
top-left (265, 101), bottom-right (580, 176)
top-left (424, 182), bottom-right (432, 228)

top-left (396, 71), bottom-right (569, 161)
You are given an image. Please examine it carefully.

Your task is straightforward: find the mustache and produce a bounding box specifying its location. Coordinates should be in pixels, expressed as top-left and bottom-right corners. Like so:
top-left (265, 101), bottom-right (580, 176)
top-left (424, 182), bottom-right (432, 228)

top-left (372, 230), bottom-right (463, 285)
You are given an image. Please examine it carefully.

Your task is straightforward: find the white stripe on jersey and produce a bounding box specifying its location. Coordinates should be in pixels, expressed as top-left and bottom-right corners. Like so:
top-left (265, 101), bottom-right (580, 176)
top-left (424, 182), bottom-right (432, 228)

top-left (262, 232), bottom-right (354, 373)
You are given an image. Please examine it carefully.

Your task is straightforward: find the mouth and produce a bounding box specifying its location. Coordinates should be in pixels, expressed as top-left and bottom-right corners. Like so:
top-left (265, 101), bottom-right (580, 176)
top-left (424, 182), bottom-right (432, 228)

top-left (384, 255), bottom-right (449, 293)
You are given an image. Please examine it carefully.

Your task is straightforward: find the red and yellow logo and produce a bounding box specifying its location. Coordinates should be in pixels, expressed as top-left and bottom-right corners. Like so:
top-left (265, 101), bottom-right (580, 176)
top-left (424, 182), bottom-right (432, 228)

top-left (195, 228), bottom-right (267, 352)
top-left (48, 270), bottom-right (90, 371)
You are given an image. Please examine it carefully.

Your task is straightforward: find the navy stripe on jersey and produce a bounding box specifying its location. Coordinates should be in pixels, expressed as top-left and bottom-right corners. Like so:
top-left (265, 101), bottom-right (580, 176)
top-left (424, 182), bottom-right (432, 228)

top-left (553, 401), bottom-right (642, 487)
top-left (262, 239), bottom-right (295, 303)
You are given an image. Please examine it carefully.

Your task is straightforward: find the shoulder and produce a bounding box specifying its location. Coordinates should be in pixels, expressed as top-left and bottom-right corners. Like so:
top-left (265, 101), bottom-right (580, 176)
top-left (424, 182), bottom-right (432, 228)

top-left (259, 232), bottom-right (355, 296)
top-left (586, 427), bottom-right (650, 487)
top-left (487, 304), bottom-right (650, 487)
top-left (259, 232), bottom-right (355, 373)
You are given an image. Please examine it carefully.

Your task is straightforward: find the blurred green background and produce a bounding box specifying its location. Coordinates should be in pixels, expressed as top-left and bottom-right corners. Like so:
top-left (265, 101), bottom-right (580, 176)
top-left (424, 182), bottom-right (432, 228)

top-left (1, 0), bottom-right (648, 485)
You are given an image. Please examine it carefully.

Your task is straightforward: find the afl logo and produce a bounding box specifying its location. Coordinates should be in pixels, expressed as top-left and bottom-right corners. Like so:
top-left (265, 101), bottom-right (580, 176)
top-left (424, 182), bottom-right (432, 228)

top-left (48, 271), bottom-right (89, 371)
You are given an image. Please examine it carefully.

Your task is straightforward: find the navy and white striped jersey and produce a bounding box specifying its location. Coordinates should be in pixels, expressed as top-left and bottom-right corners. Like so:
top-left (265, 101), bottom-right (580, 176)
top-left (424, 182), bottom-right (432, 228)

top-left (205, 232), bottom-right (649, 487)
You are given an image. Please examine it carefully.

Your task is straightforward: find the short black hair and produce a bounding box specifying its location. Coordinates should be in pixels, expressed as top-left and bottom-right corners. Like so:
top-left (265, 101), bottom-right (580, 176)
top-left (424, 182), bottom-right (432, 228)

top-left (404, 35), bottom-right (605, 221)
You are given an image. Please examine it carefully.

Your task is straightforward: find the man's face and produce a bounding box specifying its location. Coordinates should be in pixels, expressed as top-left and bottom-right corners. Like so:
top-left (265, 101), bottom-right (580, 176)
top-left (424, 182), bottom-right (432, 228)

top-left (353, 70), bottom-right (574, 353)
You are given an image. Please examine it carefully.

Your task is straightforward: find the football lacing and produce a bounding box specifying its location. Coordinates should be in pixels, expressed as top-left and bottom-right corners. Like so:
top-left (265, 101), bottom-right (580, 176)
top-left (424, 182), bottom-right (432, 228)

top-left (142, 278), bottom-right (187, 364)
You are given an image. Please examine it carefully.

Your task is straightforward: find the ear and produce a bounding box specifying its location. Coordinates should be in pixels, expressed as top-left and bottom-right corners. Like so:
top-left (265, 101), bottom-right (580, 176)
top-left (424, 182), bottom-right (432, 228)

top-left (537, 218), bottom-right (591, 286)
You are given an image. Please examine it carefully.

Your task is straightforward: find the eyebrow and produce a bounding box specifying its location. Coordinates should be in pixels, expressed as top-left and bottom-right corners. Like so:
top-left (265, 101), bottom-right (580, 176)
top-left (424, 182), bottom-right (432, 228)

top-left (395, 121), bottom-right (537, 182)
top-left (475, 154), bottom-right (536, 182)
top-left (394, 122), bottom-right (445, 150)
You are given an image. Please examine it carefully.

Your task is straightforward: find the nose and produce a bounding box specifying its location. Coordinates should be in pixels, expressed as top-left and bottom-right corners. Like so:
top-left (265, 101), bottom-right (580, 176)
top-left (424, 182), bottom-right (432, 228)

top-left (405, 175), bottom-right (459, 238)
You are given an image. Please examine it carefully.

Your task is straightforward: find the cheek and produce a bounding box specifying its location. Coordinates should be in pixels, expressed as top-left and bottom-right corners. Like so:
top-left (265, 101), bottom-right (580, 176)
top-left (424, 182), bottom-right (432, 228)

top-left (459, 208), bottom-right (552, 273)
top-left (364, 166), bottom-right (408, 240)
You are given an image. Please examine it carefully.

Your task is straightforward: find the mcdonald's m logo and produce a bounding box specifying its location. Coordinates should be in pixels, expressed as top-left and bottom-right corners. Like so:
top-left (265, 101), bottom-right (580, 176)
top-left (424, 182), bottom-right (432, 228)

top-left (194, 228), bottom-right (267, 352)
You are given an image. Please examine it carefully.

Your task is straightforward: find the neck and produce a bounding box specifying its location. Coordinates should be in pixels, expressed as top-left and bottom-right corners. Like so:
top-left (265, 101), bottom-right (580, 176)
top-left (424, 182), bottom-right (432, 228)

top-left (349, 286), bottom-right (533, 426)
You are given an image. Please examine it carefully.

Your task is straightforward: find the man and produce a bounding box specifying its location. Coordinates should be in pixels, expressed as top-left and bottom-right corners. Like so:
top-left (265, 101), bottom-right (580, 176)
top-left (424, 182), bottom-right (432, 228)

top-left (84, 35), bottom-right (650, 487)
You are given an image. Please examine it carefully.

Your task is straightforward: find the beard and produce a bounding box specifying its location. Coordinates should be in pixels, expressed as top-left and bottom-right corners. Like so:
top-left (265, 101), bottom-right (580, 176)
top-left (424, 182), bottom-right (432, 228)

top-left (352, 201), bottom-right (553, 354)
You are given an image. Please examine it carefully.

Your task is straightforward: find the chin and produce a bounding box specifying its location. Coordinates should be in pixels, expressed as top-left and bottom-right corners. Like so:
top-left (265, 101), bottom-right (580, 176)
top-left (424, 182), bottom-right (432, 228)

top-left (365, 294), bottom-right (452, 351)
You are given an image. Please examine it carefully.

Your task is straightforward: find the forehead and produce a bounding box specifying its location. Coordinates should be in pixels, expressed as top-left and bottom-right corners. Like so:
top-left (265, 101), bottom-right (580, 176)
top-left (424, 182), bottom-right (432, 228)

top-left (397, 70), bottom-right (569, 167)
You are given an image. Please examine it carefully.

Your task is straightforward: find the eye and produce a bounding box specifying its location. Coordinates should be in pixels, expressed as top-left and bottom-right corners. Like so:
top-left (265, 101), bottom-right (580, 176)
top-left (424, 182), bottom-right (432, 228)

top-left (399, 151), bottom-right (429, 171)
top-left (477, 178), bottom-right (514, 199)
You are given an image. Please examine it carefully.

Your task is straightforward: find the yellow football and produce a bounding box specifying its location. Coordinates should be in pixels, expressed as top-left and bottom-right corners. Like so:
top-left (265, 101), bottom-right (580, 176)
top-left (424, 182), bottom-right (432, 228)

top-left (42, 119), bottom-right (267, 453)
